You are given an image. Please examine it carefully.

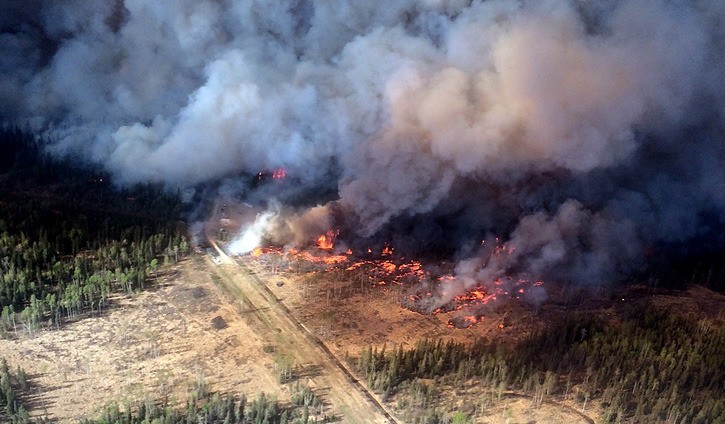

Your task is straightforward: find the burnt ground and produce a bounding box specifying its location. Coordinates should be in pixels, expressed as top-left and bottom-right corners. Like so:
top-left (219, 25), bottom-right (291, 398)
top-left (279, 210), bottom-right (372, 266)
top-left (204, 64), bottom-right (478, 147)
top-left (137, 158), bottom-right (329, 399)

top-left (243, 251), bottom-right (725, 423)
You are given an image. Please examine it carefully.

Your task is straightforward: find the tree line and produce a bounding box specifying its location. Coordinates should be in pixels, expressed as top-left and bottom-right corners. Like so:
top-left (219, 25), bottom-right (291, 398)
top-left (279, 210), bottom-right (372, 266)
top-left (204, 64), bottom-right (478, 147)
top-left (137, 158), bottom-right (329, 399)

top-left (0, 225), bottom-right (188, 336)
top-left (0, 126), bottom-right (188, 336)
top-left (1, 357), bottom-right (327, 424)
top-left (82, 391), bottom-right (308, 424)
top-left (81, 385), bottom-right (328, 424)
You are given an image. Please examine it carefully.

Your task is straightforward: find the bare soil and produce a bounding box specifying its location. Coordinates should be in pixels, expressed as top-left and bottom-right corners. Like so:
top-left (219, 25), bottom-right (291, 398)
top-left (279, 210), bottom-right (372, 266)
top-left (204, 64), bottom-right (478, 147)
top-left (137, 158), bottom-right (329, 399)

top-left (2, 257), bottom-right (283, 422)
top-left (211, 252), bottom-right (393, 423)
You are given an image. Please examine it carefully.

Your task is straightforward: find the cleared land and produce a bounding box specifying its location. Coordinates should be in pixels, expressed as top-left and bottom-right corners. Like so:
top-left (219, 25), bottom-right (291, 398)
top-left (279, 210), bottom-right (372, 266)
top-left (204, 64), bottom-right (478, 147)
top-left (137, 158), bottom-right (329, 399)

top-left (2, 257), bottom-right (287, 422)
top-left (210, 239), bottom-right (394, 423)
top-left (4, 247), bottom-right (723, 423)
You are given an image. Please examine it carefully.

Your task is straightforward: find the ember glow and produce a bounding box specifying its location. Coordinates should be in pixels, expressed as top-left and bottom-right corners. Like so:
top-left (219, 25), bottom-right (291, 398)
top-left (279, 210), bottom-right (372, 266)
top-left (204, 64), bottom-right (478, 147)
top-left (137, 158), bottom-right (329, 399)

top-left (235, 237), bottom-right (541, 328)
top-left (404, 274), bottom-right (540, 322)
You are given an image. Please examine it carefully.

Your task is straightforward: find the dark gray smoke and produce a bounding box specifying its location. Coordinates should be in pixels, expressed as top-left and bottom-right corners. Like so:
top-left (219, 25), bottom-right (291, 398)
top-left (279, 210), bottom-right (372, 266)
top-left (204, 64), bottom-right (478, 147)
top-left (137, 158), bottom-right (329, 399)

top-left (2, 0), bottom-right (724, 291)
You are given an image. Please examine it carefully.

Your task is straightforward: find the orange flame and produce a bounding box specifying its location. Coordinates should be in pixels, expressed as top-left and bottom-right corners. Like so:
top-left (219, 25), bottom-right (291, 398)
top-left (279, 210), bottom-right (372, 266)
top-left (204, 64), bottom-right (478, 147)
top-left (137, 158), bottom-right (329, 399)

top-left (464, 316), bottom-right (479, 325)
top-left (380, 261), bottom-right (397, 274)
top-left (316, 229), bottom-right (338, 250)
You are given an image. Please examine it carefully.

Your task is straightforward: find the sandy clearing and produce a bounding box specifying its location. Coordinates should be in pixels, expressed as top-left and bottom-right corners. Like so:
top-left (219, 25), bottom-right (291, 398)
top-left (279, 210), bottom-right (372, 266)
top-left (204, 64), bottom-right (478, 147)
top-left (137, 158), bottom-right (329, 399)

top-left (1, 257), bottom-right (283, 422)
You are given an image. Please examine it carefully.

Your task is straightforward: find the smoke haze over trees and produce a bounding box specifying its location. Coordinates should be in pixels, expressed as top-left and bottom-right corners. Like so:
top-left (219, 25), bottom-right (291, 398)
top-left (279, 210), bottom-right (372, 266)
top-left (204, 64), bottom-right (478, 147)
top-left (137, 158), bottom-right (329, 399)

top-left (1, 0), bottom-right (724, 288)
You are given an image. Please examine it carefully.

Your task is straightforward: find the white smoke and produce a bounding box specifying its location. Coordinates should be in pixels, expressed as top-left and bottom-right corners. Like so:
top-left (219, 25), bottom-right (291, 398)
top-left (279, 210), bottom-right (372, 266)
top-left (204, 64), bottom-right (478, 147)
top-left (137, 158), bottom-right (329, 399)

top-left (1, 0), bottom-right (723, 288)
top-left (229, 209), bottom-right (277, 255)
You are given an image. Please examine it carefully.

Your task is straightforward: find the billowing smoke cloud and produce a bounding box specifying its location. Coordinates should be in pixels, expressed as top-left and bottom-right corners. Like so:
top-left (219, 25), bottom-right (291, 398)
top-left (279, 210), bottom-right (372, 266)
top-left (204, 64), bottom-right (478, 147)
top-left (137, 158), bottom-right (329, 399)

top-left (229, 208), bottom-right (277, 255)
top-left (2, 0), bottom-right (724, 289)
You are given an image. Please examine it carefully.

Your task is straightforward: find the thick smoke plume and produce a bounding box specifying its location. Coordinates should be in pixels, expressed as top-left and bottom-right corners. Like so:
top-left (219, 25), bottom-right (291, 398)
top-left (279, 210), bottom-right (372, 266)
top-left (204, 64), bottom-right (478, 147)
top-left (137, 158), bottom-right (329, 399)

top-left (2, 0), bottom-right (724, 292)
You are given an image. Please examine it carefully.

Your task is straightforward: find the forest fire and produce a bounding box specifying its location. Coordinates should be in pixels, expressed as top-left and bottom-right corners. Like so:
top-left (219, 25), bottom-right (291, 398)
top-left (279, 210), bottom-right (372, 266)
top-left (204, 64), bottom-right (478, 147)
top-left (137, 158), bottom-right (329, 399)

top-left (399, 274), bottom-right (544, 328)
top-left (454, 286), bottom-right (499, 306)
top-left (316, 230), bottom-right (338, 250)
top-left (230, 233), bottom-right (542, 329)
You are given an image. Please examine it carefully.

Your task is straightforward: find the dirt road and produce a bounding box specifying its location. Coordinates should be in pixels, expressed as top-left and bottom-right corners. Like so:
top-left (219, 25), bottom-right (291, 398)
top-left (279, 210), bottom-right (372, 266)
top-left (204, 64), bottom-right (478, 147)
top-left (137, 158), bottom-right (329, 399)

top-left (205, 248), bottom-right (397, 424)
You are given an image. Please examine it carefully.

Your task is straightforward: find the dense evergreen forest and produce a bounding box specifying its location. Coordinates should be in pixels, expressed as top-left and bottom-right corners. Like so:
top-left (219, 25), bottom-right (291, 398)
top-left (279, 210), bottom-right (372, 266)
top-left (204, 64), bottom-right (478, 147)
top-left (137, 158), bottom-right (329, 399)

top-left (0, 126), bottom-right (188, 336)
top-left (355, 305), bottom-right (725, 423)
